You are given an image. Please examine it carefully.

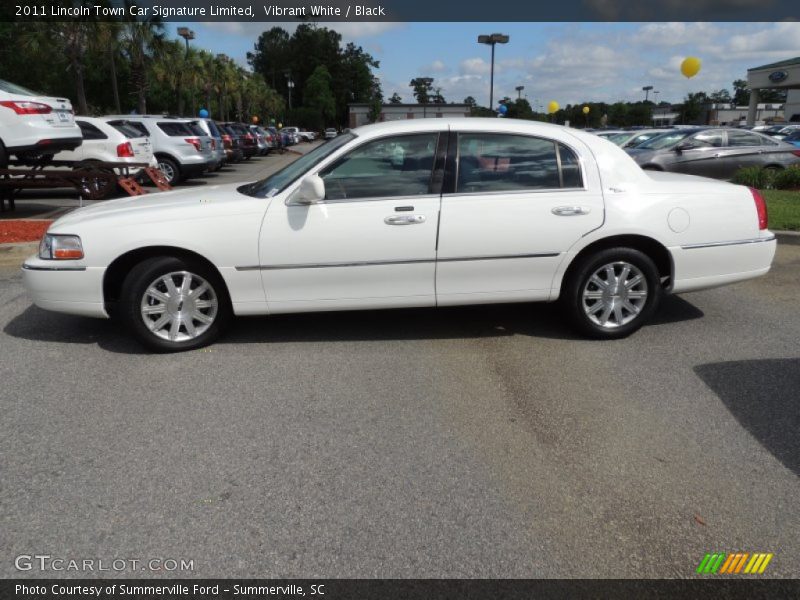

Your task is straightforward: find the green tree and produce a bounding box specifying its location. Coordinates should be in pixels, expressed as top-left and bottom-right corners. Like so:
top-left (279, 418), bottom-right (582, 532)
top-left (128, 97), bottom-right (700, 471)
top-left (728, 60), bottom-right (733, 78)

top-left (680, 91), bottom-right (709, 124)
top-left (119, 8), bottom-right (165, 114)
top-left (409, 77), bottom-right (433, 104)
top-left (463, 96), bottom-right (477, 108)
top-left (732, 79), bottom-right (750, 106)
top-left (304, 65), bottom-right (336, 128)
top-left (389, 92), bottom-right (402, 104)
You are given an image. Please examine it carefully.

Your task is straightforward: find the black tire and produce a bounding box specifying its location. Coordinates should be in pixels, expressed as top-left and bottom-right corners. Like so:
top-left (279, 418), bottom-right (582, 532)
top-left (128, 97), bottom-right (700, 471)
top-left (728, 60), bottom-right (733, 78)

top-left (119, 256), bottom-right (231, 352)
top-left (156, 156), bottom-right (182, 185)
top-left (0, 139), bottom-right (8, 169)
top-left (561, 247), bottom-right (662, 339)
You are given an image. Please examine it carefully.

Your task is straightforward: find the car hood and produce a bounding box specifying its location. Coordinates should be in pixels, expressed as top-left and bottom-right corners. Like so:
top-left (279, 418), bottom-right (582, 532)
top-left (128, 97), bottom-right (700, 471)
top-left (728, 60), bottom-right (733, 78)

top-left (49, 182), bottom-right (264, 232)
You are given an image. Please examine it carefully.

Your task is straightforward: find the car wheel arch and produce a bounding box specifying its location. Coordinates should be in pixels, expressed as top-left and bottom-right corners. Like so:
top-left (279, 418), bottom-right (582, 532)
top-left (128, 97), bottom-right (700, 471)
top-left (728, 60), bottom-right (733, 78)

top-left (557, 234), bottom-right (673, 299)
top-left (103, 246), bottom-right (231, 316)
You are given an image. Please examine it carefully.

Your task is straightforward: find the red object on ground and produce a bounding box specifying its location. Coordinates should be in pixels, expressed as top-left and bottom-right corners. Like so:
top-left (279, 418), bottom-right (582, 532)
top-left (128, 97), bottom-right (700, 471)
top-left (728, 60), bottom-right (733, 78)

top-left (0, 220), bottom-right (53, 243)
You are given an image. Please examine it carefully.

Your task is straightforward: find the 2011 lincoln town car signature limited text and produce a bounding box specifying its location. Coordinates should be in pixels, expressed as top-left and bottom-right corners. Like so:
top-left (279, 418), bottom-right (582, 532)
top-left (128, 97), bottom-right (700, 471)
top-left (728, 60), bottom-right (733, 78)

top-left (22, 119), bottom-right (776, 352)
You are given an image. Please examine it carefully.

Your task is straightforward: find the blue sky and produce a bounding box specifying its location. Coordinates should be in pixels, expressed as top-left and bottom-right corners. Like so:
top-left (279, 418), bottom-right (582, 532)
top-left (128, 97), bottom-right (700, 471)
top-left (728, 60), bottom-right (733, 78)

top-left (174, 21), bottom-right (800, 107)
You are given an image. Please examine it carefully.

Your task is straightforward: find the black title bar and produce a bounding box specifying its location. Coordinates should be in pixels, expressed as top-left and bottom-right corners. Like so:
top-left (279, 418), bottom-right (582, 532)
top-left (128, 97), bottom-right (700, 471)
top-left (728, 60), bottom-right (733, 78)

top-left (2, 0), bottom-right (799, 22)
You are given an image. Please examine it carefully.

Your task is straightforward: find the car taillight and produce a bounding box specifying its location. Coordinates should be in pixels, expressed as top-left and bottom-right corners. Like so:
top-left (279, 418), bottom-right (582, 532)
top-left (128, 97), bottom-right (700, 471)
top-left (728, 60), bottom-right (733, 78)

top-left (0, 100), bottom-right (52, 115)
top-left (792, 150), bottom-right (800, 157)
top-left (245, 133), bottom-right (254, 141)
top-left (185, 137), bottom-right (201, 152)
top-left (116, 141), bottom-right (134, 158)
top-left (210, 139), bottom-right (216, 150)
top-left (750, 187), bottom-right (768, 230)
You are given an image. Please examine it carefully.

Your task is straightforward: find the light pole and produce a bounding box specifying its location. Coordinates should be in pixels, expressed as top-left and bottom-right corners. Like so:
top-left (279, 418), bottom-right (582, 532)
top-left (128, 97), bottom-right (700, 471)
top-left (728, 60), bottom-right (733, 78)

top-left (285, 70), bottom-right (294, 111)
top-left (478, 33), bottom-right (509, 110)
top-left (642, 85), bottom-right (654, 103)
top-left (515, 85), bottom-right (524, 99)
top-left (177, 27), bottom-right (195, 116)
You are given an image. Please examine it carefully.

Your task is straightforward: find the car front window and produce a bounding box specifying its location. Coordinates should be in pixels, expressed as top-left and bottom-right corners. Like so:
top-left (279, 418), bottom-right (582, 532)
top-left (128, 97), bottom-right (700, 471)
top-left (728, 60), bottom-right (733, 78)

top-left (239, 133), bottom-right (355, 198)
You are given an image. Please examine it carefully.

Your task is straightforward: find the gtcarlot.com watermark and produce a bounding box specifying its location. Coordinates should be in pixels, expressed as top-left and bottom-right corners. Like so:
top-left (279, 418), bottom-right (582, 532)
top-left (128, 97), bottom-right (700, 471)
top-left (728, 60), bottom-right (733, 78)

top-left (15, 554), bottom-right (195, 573)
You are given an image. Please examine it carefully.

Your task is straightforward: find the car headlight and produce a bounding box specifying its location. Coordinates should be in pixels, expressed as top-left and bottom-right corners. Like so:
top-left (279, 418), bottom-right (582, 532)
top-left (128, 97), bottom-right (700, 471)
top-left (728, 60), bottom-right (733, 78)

top-left (39, 234), bottom-right (84, 260)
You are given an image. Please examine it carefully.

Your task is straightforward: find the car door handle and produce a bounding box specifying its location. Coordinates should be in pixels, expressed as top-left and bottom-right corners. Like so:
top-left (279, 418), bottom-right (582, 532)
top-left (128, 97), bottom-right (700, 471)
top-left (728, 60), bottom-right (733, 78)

top-left (384, 215), bottom-right (426, 225)
top-left (552, 206), bottom-right (590, 216)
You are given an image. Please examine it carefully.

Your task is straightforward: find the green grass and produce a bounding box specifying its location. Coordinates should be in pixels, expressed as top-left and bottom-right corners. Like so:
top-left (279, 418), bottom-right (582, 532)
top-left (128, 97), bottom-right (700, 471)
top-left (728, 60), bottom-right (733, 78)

top-left (762, 189), bottom-right (800, 232)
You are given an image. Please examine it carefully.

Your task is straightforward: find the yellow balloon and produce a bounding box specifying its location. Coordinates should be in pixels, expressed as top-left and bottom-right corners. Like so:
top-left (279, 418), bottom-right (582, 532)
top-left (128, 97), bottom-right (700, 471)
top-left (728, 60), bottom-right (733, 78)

top-left (547, 101), bottom-right (559, 114)
top-left (681, 57), bottom-right (701, 79)
top-left (582, 106), bottom-right (590, 115)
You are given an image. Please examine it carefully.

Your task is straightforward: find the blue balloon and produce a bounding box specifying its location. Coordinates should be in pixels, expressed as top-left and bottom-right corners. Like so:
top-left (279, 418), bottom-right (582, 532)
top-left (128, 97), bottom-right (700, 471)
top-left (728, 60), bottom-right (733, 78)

top-left (199, 108), bottom-right (209, 118)
top-left (498, 104), bottom-right (508, 114)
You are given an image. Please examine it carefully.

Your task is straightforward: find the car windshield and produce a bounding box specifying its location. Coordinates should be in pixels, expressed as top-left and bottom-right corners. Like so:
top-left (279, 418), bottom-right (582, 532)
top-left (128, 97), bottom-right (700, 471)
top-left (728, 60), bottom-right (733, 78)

top-left (0, 78), bottom-right (40, 95)
top-left (240, 133), bottom-right (355, 198)
top-left (636, 130), bottom-right (694, 150)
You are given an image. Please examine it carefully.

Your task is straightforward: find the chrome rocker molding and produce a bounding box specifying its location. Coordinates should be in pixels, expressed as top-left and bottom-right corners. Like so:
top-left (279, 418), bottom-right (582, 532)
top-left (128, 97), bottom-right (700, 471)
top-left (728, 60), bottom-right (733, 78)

top-left (22, 264), bottom-right (87, 272)
top-left (681, 235), bottom-right (776, 250)
top-left (235, 252), bottom-right (561, 272)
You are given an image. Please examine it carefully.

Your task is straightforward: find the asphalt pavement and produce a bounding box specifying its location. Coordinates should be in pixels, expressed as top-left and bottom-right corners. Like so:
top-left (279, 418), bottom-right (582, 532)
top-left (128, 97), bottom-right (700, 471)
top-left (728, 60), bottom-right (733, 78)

top-left (0, 152), bottom-right (798, 579)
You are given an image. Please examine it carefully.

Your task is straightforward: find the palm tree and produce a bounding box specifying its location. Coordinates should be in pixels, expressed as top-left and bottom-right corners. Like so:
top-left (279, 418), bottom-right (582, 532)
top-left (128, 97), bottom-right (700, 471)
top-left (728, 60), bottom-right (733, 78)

top-left (152, 40), bottom-right (183, 114)
top-left (94, 21), bottom-right (123, 113)
top-left (119, 10), bottom-right (165, 114)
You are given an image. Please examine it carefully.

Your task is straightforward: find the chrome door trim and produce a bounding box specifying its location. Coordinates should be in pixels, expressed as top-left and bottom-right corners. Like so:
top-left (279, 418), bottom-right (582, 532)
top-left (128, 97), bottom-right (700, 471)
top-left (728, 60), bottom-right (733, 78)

top-left (681, 235), bottom-right (776, 250)
top-left (22, 264), bottom-right (87, 272)
top-left (236, 252), bottom-right (561, 271)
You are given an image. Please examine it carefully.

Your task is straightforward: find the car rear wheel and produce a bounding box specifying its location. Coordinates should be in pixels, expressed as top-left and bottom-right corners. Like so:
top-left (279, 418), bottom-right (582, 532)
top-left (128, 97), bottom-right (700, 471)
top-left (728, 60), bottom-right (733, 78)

top-left (561, 248), bottom-right (662, 339)
top-left (119, 256), bottom-right (231, 352)
top-left (156, 157), bottom-right (182, 185)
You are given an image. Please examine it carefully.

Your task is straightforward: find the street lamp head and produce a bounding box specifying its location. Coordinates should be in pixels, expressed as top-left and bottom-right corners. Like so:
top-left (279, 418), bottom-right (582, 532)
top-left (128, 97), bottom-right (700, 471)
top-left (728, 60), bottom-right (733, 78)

top-left (642, 85), bottom-right (654, 92)
top-left (516, 86), bottom-right (524, 91)
top-left (478, 33), bottom-right (510, 44)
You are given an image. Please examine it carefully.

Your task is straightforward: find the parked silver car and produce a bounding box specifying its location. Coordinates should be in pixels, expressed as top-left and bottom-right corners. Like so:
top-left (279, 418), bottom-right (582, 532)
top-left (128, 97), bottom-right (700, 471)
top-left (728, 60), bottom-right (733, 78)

top-left (105, 115), bottom-right (216, 185)
top-left (625, 127), bottom-right (800, 179)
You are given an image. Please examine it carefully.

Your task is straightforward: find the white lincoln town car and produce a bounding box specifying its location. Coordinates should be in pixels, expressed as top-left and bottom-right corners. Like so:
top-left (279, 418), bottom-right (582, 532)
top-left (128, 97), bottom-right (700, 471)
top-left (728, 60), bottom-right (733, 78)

top-left (23, 119), bottom-right (776, 352)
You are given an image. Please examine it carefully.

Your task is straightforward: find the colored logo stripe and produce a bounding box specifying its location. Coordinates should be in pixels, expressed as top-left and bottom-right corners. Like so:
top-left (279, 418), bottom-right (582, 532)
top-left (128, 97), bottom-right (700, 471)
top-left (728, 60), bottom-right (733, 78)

top-left (698, 552), bottom-right (773, 574)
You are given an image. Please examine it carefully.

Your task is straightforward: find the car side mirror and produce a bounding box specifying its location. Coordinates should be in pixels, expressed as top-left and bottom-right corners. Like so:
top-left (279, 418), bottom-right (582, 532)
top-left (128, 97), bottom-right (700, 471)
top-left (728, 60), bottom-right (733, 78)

top-left (674, 142), bottom-right (695, 153)
top-left (287, 174), bottom-right (325, 205)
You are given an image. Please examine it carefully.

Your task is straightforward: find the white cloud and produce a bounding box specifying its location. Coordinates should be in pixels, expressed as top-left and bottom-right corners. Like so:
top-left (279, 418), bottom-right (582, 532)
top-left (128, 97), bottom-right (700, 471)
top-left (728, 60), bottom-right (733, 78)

top-left (459, 57), bottom-right (491, 75)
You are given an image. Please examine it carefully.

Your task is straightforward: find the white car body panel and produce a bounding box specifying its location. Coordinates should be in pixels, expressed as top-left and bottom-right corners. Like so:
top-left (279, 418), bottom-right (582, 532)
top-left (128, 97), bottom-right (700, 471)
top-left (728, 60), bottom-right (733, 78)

top-left (0, 79), bottom-right (81, 156)
top-left (22, 118), bottom-right (776, 324)
top-left (55, 116), bottom-right (156, 174)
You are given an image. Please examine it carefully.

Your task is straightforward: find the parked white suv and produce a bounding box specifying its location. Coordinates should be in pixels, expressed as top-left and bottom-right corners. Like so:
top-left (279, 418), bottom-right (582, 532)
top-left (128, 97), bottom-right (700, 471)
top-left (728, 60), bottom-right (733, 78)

top-left (58, 117), bottom-right (157, 174)
top-left (0, 79), bottom-right (81, 166)
top-left (105, 115), bottom-right (215, 185)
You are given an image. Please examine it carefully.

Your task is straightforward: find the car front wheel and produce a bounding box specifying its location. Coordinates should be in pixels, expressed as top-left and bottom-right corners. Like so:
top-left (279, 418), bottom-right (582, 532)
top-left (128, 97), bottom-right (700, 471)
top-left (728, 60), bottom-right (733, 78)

top-left (561, 248), bottom-right (661, 339)
top-left (119, 256), bottom-right (231, 352)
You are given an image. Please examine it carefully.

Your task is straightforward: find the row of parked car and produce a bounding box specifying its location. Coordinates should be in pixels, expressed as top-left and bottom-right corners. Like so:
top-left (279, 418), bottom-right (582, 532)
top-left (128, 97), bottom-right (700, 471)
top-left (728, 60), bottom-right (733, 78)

top-left (592, 126), bottom-right (800, 179)
top-left (0, 77), bottom-right (324, 193)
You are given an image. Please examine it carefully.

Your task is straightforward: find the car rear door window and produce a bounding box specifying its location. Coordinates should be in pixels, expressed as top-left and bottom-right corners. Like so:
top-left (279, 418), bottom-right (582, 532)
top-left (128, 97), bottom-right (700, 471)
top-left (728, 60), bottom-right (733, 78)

top-left (320, 133), bottom-right (439, 200)
top-left (77, 121), bottom-right (108, 140)
top-left (108, 122), bottom-right (146, 139)
top-left (456, 133), bottom-right (582, 192)
top-left (109, 120), bottom-right (149, 137)
top-left (727, 130), bottom-right (764, 147)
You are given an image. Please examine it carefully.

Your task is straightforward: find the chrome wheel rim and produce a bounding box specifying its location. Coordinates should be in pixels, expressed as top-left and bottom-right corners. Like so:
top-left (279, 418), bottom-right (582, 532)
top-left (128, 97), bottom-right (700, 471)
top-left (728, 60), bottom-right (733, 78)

top-left (158, 161), bottom-right (175, 183)
top-left (140, 271), bottom-right (218, 342)
top-left (582, 261), bottom-right (648, 329)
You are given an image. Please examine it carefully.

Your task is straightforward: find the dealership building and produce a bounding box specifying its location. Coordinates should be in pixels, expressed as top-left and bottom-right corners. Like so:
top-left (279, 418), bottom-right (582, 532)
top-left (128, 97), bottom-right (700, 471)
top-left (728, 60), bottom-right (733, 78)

top-left (746, 57), bottom-right (800, 125)
top-left (348, 103), bottom-right (471, 128)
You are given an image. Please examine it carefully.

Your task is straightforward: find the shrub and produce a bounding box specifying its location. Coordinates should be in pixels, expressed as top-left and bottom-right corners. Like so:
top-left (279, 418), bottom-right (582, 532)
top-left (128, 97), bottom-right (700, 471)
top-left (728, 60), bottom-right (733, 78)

top-left (731, 166), bottom-right (774, 189)
top-left (772, 166), bottom-right (800, 190)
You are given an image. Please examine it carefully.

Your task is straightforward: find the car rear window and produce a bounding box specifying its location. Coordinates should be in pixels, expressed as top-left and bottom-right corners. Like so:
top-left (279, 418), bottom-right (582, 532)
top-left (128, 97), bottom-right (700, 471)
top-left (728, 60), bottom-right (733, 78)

top-left (0, 79), bottom-right (39, 95)
top-left (76, 121), bottom-right (108, 140)
top-left (187, 122), bottom-right (206, 136)
top-left (205, 120), bottom-right (221, 137)
top-left (157, 121), bottom-right (194, 136)
top-left (109, 122), bottom-right (147, 139)
top-left (109, 120), bottom-right (149, 136)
